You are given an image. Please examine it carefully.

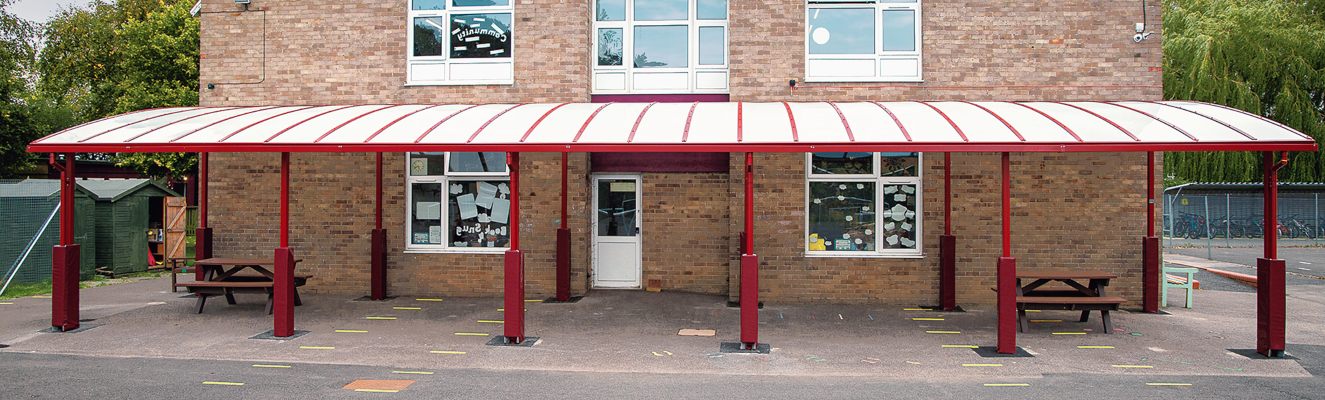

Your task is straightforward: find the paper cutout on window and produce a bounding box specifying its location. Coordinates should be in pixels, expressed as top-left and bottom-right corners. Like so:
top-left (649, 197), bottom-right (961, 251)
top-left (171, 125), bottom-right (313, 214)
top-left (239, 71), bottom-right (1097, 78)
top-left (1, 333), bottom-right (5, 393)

top-left (835, 239), bottom-right (852, 249)
top-left (413, 232), bottom-right (430, 244)
top-left (900, 237), bottom-right (915, 247)
top-left (478, 214), bottom-right (491, 223)
top-left (417, 201), bottom-right (441, 220)
top-left (905, 210), bottom-right (916, 219)
top-left (838, 184), bottom-right (847, 190)
top-left (901, 222), bottom-right (913, 231)
top-left (490, 197), bottom-right (511, 223)
top-left (856, 183), bottom-right (865, 189)
top-left (450, 184), bottom-right (464, 194)
top-left (853, 238), bottom-right (863, 245)
top-left (476, 181), bottom-right (498, 208)
top-left (844, 215), bottom-right (853, 222)
top-left (813, 198), bottom-right (822, 204)
top-left (902, 185), bottom-right (915, 194)
top-left (841, 233), bottom-right (850, 239)
top-left (411, 158), bottom-right (428, 175)
top-left (894, 194), bottom-right (907, 202)
top-left (428, 226), bottom-right (443, 244)
top-left (864, 229), bottom-right (873, 235)
top-left (884, 185), bottom-right (898, 194)
top-left (456, 194), bottom-right (478, 219)
top-left (498, 182), bottom-right (510, 195)
top-left (884, 222), bottom-right (895, 230)
top-left (862, 206), bottom-right (869, 212)
top-left (836, 195), bottom-right (845, 201)
top-left (886, 235), bottom-right (900, 245)
top-left (890, 204), bottom-right (909, 221)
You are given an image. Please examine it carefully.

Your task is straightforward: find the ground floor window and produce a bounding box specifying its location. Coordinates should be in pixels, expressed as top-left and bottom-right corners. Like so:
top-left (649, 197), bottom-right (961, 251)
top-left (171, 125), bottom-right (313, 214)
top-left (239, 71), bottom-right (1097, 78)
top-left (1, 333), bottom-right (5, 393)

top-left (805, 152), bottom-right (921, 256)
top-left (406, 152), bottom-right (511, 251)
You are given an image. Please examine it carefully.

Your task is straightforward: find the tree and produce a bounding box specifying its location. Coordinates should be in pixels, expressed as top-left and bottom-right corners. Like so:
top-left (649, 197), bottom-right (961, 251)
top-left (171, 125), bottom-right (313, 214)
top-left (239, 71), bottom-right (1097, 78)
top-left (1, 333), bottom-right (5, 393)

top-left (34, 0), bottom-right (199, 181)
top-left (0, 0), bottom-right (38, 178)
top-left (1164, 0), bottom-right (1325, 182)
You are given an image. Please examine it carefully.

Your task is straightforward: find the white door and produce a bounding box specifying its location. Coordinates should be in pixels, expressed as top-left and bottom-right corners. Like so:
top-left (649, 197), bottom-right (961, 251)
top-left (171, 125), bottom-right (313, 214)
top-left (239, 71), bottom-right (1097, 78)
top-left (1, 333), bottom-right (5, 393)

top-left (592, 175), bottom-right (642, 288)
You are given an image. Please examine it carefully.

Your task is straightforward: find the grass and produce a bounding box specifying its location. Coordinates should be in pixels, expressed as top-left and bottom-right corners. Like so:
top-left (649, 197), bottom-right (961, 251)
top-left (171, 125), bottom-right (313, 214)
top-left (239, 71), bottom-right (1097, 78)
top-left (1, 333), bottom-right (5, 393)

top-left (0, 280), bottom-right (52, 299)
top-left (0, 269), bottom-right (172, 299)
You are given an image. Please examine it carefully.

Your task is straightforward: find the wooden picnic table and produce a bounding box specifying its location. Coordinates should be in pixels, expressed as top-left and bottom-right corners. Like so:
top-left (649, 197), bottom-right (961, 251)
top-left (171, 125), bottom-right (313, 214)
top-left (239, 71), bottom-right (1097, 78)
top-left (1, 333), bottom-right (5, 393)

top-left (1015, 269), bottom-right (1124, 333)
top-left (177, 257), bottom-right (311, 314)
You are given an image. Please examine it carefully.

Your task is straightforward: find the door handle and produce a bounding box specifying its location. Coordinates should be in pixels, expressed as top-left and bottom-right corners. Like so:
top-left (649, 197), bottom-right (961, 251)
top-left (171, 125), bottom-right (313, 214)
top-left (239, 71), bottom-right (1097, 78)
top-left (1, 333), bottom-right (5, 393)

top-left (635, 227), bottom-right (640, 235)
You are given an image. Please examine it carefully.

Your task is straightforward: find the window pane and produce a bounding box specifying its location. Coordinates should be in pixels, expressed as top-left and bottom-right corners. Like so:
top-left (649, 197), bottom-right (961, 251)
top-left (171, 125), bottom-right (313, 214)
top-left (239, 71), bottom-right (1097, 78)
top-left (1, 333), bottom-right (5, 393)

top-left (596, 0), bottom-right (626, 21)
top-left (448, 180), bottom-right (512, 248)
top-left (882, 9), bottom-right (916, 51)
top-left (697, 0), bottom-right (727, 20)
top-left (698, 27), bottom-right (725, 65)
top-left (448, 152), bottom-right (507, 173)
top-left (879, 152), bottom-right (918, 176)
top-left (634, 0), bottom-right (688, 20)
top-left (413, 17), bottom-right (446, 57)
top-left (598, 28), bottom-right (624, 66)
top-left (880, 183), bottom-right (918, 249)
top-left (596, 179), bottom-right (638, 236)
top-left (807, 8), bottom-right (875, 54)
top-left (452, 0), bottom-right (509, 6)
top-left (811, 152), bottom-right (873, 174)
top-left (633, 26), bottom-right (687, 68)
top-left (412, 0), bottom-right (446, 10)
top-left (451, 13), bottom-right (512, 58)
top-left (409, 152), bottom-right (447, 176)
top-left (808, 182), bottom-right (876, 252)
top-left (411, 183), bottom-right (443, 245)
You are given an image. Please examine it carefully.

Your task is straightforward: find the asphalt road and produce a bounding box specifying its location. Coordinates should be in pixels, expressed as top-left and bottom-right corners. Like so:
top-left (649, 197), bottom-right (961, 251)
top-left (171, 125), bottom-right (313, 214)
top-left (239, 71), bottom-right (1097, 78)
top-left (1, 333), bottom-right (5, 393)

top-left (1167, 239), bottom-right (1325, 279)
top-left (1, 351), bottom-right (1323, 399)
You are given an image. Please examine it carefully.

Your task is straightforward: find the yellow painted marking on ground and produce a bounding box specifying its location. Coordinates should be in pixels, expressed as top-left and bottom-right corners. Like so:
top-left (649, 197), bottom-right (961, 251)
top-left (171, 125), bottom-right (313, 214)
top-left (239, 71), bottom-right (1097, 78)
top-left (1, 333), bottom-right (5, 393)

top-left (1112, 365), bottom-right (1155, 369)
top-left (902, 308), bottom-right (930, 311)
top-left (983, 383), bottom-right (1030, 387)
top-left (0, 302), bottom-right (13, 305)
top-left (430, 350), bottom-right (467, 355)
top-left (477, 320), bottom-right (504, 324)
top-left (1052, 332), bottom-right (1087, 335)
top-left (1146, 383), bottom-right (1192, 387)
top-left (962, 363), bottom-right (1004, 367)
top-left (454, 332), bottom-right (488, 336)
top-left (365, 316), bottom-right (397, 320)
top-left (251, 364), bottom-right (291, 368)
top-left (925, 330), bottom-right (961, 334)
top-left (354, 389), bottom-right (400, 393)
top-left (911, 317), bottom-right (945, 321)
top-left (1077, 345), bottom-right (1115, 349)
top-left (1029, 319), bottom-right (1063, 323)
top-left (524, 299), bottom-right (544, 303)
top-left (31, 295), bottom-right (50, 299)
top-left (942, 345), bottom-right (979, 349)
top-left (392, 307), bottom-right (422, 311)
top-left (392, 371), bottom-right (435, 375)
top-left (1024, 310), bottom-right (1041, 313)
top-left (335, 329), bottom-right (369, 333)
top-left (415, 298), bottom-right (444, 302)
top-left (496, 308), bottom-right (527, 311)
top-left (202, 381), bottom-right (245, 386)
top-left (299, 346), bottom-right (335, 350)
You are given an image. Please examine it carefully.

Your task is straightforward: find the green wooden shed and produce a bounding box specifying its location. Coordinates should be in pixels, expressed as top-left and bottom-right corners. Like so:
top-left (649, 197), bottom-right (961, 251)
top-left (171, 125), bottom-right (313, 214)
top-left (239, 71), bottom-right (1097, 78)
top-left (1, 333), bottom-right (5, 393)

top-left (79, 179), bottom-right (178, 275)
top-left (0, 179), bottom-right (97, 285)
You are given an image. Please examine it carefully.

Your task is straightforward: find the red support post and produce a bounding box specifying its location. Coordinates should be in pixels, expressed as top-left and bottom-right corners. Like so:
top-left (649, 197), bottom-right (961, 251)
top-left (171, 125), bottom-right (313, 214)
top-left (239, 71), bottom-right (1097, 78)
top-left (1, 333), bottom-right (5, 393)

top-left (195, 153), bottom-right (211, 281)
top-left (273, 152), bottom-right (295, 337)
top-left (740, 152), bottom-right (760, 349)
top-left (1142, 151), bottom-right (1160, 313)
top-left (555, 152), bottom-right (571, 302)
top-left (1257, 151), bottom-right (1287, 357)
top-left (370, 152), bottom-right (387, 300)
top-left (51, 153), bottom-right (80, 331)
top-left (996, 152), bottom-right (1017, 354)
top-left (939, 152), bottom-right (957, 311)
top-left (504, 152), bottom-right (526, 343)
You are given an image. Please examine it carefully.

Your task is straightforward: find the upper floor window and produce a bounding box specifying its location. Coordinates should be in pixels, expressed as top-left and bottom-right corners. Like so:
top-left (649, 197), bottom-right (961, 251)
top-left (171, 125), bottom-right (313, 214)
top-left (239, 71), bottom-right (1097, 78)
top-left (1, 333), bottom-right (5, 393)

top-left (805, 0), bottom-right (921, 82)
top-left (406, 152), bottom-right (512, 252)
top-left (592, 0), bottom-right (729, 94)
top-left (407, 0), bottom-right (515, 85)
top-left (806, 152), bottom-right (922, 257)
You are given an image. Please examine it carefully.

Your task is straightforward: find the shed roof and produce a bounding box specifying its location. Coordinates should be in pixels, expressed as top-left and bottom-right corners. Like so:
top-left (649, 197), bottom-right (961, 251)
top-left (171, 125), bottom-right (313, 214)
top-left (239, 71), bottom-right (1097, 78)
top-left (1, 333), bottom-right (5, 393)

top-left (75, 179), bottom-right (178, 201)
top-left (0, 179), bottom-right (95, 199)
top-left (26, 101), bottom-right (1317, 153)
top-left (1165, 182), bottom-right (1325, 193)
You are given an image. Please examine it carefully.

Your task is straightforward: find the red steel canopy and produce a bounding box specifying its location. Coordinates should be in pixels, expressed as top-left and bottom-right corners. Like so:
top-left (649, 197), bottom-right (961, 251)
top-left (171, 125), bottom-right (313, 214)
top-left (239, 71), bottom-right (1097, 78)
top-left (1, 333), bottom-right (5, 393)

top-left (27, 101), bottom-right (1318, 153)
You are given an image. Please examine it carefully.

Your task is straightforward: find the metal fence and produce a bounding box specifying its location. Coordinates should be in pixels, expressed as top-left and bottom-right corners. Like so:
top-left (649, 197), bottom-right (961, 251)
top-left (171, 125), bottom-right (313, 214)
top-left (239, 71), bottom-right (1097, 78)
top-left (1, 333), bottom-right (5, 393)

top-left (1164, 192), bottom-right (1323, 251)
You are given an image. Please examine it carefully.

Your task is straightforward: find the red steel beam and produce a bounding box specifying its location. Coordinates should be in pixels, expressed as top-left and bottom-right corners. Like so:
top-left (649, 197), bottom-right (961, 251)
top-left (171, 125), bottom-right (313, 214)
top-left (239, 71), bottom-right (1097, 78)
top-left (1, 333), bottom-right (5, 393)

top-left (1054, 102), bottom-right (1139, 141)
top-left (740, 152), bottom-right (759, 349)
top-left (870, 102), bottom-right (911, 142)
top-left (504, 152), bottom-right (526, 343)
top-left (519, 103), bottom-right (571, 143)
top-left (1146, 101), bottom-right (1256, 141)
top-left (414, 104), bottom-right (482, 143)
top-left (556, 152), bottom-right (570, 302)
top-left (826, 102), bottom-right (855, 142)
top-left (960, 101), bottom-right (1025, 142)
top-left (1142, 151), bottom-right (1160, 313)
top-left (1257, 151), bottom-right (1288, 357)
top-left (365, 105), bottom-right (446, 143)
top-left (1104, 102), bottom-right (1198, 142)
top-left (265, 105), bottom-right (358, 143)
top-left (274, 152), bottom-right (294, 337)
top-left (467, 104), bottom-right (526, 143)
top-left (781, 102), bottom-right (800, 142)
top-left (315, 105), bottom-right (400, 143)
top-left (572, 103), bottom-right (614, 143)
top-left (167, 106), bottom-right (280, 143)
top-left (919, 102), bottom-right (968, 142)
top-left (736, 102), bottom-right (744, 142)
top-left (627, 102), bottom-right (657, 143)
top-left (220, 106), bottom-right (317, 142)
top-left (997, 152), bottom-right (1016, 354)
top-left (125, 107), bottom-right (240, 143)
top-left (372, 152), bottom-right (386, 300)
top-left (1011, 102), bottom-right (1084, 143)
top-left (76, 107), bottom-right (200, 143)
top-left (1194, 101), bottom-right (1315, 141)
top-left (945, 153), bottom-right (952, 235)
top-left (681, 102), bottom-right (698, 143)
top-left (51, 153), bottom-right (80, 331)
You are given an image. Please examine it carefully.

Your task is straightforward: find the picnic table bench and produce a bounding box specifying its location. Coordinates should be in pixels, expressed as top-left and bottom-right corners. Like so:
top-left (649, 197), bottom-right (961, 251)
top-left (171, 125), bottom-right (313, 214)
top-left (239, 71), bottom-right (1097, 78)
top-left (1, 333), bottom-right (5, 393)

top-left (174, 257), bottom-right (311, 314)
top-left (1016, 270), bottom-right (1125, 333)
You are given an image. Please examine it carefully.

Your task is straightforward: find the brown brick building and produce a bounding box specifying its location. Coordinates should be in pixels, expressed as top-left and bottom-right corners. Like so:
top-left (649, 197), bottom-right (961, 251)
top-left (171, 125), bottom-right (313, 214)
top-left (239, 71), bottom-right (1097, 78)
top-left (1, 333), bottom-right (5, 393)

top-left (195, 0), bottom-right (1165, 306)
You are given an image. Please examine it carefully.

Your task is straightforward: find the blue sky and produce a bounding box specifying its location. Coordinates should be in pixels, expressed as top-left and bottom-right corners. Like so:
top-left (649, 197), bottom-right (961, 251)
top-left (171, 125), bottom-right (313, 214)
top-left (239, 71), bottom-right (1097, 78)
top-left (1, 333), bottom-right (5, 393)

top-left (5, 0), bottom-right (98, 23)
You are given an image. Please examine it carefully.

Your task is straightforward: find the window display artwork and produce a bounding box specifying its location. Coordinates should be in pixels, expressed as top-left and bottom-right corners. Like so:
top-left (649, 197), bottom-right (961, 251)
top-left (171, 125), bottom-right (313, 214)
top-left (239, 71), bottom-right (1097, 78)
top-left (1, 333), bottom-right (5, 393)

top-left (450, 13), bottom-right (513, 58)
top-left (408, 152), bottom-right (511, 250)
top-left (448, 180), bottom-right (511, 247)
top-left (806, 152), bottom-right (921, 255)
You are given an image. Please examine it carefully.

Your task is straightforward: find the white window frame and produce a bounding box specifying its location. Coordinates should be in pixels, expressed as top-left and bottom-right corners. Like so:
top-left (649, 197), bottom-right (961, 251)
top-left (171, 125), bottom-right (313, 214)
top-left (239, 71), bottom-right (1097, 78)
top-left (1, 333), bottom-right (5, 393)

top-left (804, 152), bottom-right (923, 258)
top-left (406, 0), bottom-right (516, 86)
top-left (405, 152), bottom-right (511, 253)
top-left (804, 0), bottom-right (922, 82)
top-left (591, 0), bottom-right (729, 94)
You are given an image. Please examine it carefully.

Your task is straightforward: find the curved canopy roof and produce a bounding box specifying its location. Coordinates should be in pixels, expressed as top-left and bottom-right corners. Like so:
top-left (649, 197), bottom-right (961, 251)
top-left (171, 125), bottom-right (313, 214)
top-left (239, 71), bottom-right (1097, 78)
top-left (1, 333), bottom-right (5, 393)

top-left (27, 101), bottom-right (1317, 153)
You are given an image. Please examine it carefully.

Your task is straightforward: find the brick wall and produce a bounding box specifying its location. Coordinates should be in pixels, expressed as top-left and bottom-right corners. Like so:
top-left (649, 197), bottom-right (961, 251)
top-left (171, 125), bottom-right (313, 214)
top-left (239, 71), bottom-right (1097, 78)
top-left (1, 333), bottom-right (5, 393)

top-left (201, 0), bottom-right (1164, 305)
